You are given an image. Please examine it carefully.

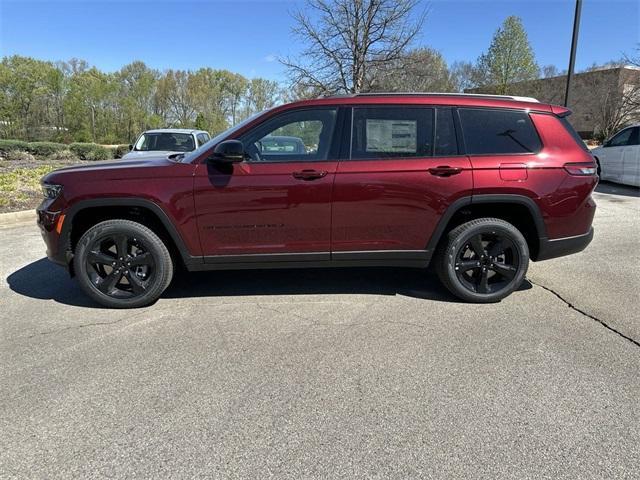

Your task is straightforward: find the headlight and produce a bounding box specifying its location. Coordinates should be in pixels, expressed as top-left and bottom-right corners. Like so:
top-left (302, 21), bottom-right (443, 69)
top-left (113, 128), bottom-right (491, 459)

top-left (42, 183), bottom-right (63, 199)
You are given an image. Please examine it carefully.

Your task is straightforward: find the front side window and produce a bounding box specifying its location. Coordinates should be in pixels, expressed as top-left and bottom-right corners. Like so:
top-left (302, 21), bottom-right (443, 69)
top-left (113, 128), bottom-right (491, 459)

top-left (197, 133), bottom-right (209, 146)
top-left (351, 107), bottom-right (433, 159)
top-left (608, 128), bottom-right (634, 147)
top-left (240, 108), bottom-right (337, 162)
top-left (459, 109), bottom-right (542, 155)
top-left (134, 132), bottom-right (195, 152)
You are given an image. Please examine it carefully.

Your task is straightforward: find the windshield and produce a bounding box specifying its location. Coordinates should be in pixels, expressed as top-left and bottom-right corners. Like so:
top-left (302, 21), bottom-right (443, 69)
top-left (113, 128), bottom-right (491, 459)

top-left (135, 132), bottom-right (195, 152)
top-left (182, 109), bottom-right (271, 162)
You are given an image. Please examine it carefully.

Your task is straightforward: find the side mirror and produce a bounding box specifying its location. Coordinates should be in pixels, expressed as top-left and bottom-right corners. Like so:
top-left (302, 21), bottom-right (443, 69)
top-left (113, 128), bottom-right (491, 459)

top-left (603, 140), bottom-right (611, 148)
top-left (128, 144), bottom-right (133, 151)
top-left (209, 140), bottom-right (245, 163)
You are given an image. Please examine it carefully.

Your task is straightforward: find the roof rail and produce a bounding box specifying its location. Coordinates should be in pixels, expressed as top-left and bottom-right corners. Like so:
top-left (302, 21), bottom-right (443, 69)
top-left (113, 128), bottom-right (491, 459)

top-left (321, 92), bottom-right (540, 103)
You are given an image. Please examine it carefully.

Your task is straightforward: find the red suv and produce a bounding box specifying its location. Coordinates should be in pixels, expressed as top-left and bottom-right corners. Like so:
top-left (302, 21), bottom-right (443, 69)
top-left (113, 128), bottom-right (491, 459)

top-left (37, 94), bottom-right (597, 308)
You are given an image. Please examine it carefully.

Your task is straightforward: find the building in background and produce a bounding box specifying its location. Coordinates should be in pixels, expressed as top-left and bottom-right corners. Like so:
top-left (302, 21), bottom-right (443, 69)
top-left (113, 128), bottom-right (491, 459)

top-left (466, 66), bottom-right (640, 140)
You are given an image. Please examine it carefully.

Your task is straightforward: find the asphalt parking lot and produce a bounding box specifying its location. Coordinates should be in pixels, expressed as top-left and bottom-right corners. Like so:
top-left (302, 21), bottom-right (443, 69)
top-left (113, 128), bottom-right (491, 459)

top-left (1, 181), bottom-right (639, 479)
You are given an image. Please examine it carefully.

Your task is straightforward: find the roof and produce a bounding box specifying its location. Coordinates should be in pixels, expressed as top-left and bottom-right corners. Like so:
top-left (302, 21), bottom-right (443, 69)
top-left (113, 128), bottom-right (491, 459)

top-left (329, 92), bottom-right (540, 103)
top-left (143, 128), bottom-right (208, 134)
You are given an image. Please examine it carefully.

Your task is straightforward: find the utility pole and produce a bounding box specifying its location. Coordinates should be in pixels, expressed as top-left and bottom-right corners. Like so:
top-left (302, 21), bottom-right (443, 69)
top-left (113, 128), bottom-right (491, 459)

top-left (564, 0), bottom-right (583, 107)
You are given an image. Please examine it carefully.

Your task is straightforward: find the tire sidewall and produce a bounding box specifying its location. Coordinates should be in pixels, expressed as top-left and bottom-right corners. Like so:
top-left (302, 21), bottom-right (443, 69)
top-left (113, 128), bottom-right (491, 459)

top-left (74, 221), bottom-right (172, 308)
top-left (442, 221), bottom-right (529, 303)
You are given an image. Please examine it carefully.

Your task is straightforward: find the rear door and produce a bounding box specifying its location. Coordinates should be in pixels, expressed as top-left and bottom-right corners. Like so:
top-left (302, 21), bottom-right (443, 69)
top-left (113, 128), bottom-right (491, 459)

top-left (331, 106), bottom-right (472, 259)
top-left (193, 107), bottom-right (340, 259)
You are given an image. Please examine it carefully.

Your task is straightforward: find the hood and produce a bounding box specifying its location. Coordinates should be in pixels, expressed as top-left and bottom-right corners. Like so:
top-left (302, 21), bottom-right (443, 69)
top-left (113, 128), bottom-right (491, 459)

top-left (121, 150), bottom-right (186, 160)
top-left (42, 156), bottom-right (178, 184)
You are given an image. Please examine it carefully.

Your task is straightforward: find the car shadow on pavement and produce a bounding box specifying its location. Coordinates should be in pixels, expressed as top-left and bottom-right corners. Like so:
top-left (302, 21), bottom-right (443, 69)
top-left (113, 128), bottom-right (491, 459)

top-left (7, 258), bottom-right (533, 308)
top-left (595, 181), bottom-right (640, 198)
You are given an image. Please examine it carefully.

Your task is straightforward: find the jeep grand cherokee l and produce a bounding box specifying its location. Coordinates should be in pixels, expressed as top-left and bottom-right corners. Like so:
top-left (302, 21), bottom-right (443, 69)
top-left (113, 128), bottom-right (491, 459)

top-left (38, 93), bottom-right (597, 308)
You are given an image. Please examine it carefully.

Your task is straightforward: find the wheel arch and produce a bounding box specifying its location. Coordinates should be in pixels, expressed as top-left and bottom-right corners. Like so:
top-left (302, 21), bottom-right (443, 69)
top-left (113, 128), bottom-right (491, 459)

top-left (62, 198), bottom-right (197, 271)
top-left (427, 194), bottom-right (547, 260)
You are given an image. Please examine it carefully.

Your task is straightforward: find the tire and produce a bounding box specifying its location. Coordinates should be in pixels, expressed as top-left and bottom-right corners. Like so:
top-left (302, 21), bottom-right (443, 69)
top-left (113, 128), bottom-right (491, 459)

top-left (74, 219), bottom-right (173, 308)
top-left (435, 218), bottom-right (529, 303)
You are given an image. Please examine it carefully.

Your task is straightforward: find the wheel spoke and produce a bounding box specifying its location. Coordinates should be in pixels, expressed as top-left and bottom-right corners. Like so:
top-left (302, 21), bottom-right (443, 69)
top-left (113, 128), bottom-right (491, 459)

top-left (478, 269), bottom-right (490, 293)
top-left (491, 262), bottom-right (517, 280)
top-left (96, 270), bottom-right (121, 294)
top-left (488, 239), bottom-right (505, 257)
top-left (469, 235), bottom-right (486, 257)
top-left (114, 235), bottom-right (129, 258)
top-left (127, 272), bottom-right (146, 294)
top-left (128, 252), bottom-right (151, 266)
top-left (87, 250), bottom-right (115, 266)
top-left (456, 259), bottom-right (480, 271)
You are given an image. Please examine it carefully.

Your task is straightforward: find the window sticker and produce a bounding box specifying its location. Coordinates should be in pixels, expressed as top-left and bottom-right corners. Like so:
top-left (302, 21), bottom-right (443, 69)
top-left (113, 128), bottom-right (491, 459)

top-left (366, 119), bottom-right (417, 153)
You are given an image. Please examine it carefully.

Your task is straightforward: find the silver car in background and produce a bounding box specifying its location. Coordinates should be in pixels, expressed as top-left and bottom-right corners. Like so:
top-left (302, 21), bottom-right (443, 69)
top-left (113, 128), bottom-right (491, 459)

top-left (122, 128), bottom-right (210, 160)
top-left (591, 124), bottom-right (640, 187)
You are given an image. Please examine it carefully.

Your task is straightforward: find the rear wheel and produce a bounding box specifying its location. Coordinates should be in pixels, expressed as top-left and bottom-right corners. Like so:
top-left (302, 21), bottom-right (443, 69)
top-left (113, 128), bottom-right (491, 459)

top-left (74, 219), bottom-right (173, 308)
top-left (436, 218), bottom-right (529, 303)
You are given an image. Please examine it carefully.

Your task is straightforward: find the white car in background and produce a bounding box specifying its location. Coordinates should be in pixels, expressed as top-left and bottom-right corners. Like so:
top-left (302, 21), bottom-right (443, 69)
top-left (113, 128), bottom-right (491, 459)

top-left (122, 128), bottom-right (210, 160)
top-left (591, 124), bottom-right (640, 187)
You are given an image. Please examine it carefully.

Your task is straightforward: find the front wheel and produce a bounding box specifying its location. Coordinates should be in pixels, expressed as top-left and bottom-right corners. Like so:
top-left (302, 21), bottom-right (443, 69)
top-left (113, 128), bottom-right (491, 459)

top-left (436, 218), bottom-right (529, 303)
top-left (74, 219), bottom-right (174, 308)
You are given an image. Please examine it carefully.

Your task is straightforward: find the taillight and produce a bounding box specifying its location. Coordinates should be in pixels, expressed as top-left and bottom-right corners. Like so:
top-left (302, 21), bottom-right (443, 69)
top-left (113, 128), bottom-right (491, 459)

top-left (563, 162), bottom-right (597, 176)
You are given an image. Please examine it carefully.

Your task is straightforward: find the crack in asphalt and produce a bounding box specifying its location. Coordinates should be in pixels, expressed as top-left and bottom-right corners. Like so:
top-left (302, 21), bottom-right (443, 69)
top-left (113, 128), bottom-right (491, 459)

top-left (530, 279), bottom-right (640, 348)
top-left (24, 312), bottom-right (143, 339)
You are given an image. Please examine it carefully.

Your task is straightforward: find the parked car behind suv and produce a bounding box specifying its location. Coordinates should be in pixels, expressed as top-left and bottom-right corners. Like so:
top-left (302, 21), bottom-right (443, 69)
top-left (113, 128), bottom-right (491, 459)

top-left (38, 93), bottom-right (597, 308)
top-left (591, 124), bottom-right (640, 187)
top-left (122, 128), bottom-right (210, 160)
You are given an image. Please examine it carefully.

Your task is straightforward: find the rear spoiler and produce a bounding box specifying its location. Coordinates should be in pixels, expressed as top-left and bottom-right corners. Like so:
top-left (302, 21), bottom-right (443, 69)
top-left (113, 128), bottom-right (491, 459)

top-left (550, 105), bottom-right (572, 117)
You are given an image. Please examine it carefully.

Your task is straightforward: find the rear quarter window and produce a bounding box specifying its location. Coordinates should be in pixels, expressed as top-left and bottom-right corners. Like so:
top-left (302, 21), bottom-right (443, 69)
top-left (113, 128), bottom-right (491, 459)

top-left (459, 108), bottom-right (542, 155)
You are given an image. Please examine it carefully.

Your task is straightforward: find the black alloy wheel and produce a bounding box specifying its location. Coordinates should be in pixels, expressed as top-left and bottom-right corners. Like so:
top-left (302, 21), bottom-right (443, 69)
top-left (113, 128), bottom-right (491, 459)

top-left (85, 234), bottom-right (156, 298)
top-left (454, 232), bottom-right (519, 294)
top-left (436, 218), bottom-right (529, 303)
top-left (74, 219), bottom-right (173, 308)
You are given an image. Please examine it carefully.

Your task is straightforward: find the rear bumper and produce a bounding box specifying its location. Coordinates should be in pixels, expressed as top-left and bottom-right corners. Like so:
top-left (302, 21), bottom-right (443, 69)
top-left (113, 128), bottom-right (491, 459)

top-left (535, 227), bottom-right (594, 261)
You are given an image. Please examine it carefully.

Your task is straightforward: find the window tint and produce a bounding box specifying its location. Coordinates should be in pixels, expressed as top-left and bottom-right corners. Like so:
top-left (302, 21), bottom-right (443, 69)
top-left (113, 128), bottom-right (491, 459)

top-left (351, 107), bottom-right (433, 159)
top-left (631, 127), bottom-right (640, 146)
top-left (240, 108), bottom-right (337, 162)
top-left (559, 116), bottom-right (589, 152)
top-left (608, 128), bottom-right (633, 147)
top-left (435, 108), bottom-right (458, 156)
top-left (459, 109), bottom-right (542, 155)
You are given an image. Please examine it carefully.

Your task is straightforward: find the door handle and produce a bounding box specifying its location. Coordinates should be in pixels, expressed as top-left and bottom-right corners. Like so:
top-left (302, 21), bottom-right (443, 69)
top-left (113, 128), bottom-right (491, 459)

top-left (292, 169), bottom-right (328, 180)
top-left (428, 166), bottom-right (463, 177)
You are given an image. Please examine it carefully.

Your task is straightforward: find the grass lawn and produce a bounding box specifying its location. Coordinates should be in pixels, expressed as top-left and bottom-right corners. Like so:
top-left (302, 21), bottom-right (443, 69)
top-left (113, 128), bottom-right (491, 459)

top-left (0, 157), bottom-right (86, 213)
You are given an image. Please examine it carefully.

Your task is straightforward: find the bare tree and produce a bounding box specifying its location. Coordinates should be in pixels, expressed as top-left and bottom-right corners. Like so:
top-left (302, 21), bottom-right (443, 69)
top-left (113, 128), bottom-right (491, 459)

top-left (282, 0), bottom-right (427, 95)
top-left (371, 48), bottom-right (454, 93)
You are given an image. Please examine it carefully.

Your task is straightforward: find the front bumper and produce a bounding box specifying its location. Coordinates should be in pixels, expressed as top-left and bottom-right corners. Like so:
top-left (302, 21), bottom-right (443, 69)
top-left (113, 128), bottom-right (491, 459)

top-left (36, 204), bottom-right (69, 268)
top-left (535, 227), bottom-right (594, 261)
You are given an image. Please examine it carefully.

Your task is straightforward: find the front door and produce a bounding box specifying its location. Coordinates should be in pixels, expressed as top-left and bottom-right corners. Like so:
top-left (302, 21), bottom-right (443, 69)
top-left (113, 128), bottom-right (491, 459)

top-left (601, 127), bottom-right (634, 182)
top-left (331, 106), bottom-right (472, 257)
top-left (193, 107), bottom-right (339, 259)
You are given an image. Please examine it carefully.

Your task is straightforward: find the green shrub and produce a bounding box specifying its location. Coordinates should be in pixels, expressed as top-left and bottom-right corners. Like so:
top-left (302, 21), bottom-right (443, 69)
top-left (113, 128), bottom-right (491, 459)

top-left (0, 139), bottom-right (30, 153)
top-left (27, 141), bottom-right (67, 157)
top-left (69, 143), bottom-right (112, 161)
top-left (113, 144), bottom-right (131, 159)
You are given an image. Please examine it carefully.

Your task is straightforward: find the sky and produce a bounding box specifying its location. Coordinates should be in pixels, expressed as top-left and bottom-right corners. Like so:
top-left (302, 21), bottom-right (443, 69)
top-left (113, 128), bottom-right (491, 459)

top-left (0, 0), bottom-right (638, 81)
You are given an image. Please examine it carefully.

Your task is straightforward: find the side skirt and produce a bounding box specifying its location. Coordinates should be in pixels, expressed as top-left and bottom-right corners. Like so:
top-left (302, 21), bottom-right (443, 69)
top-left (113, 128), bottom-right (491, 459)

top-left (186, 250), bottom-right (432, 272)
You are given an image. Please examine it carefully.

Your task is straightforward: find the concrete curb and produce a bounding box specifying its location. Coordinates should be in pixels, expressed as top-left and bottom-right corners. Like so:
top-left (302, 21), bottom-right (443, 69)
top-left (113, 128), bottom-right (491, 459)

top-left (0, 209), bottom-right (35, 226)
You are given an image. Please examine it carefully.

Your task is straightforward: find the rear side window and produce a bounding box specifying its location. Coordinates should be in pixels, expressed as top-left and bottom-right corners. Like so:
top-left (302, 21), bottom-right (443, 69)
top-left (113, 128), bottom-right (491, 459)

top-left (351, 107), bottom-right (433, 159)
top-left (559, 116), bottom-right (589, 152)
top-left (435, 108), bottom-right (458, 156)
top-left (459, 109), bottom-right (542, 155)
